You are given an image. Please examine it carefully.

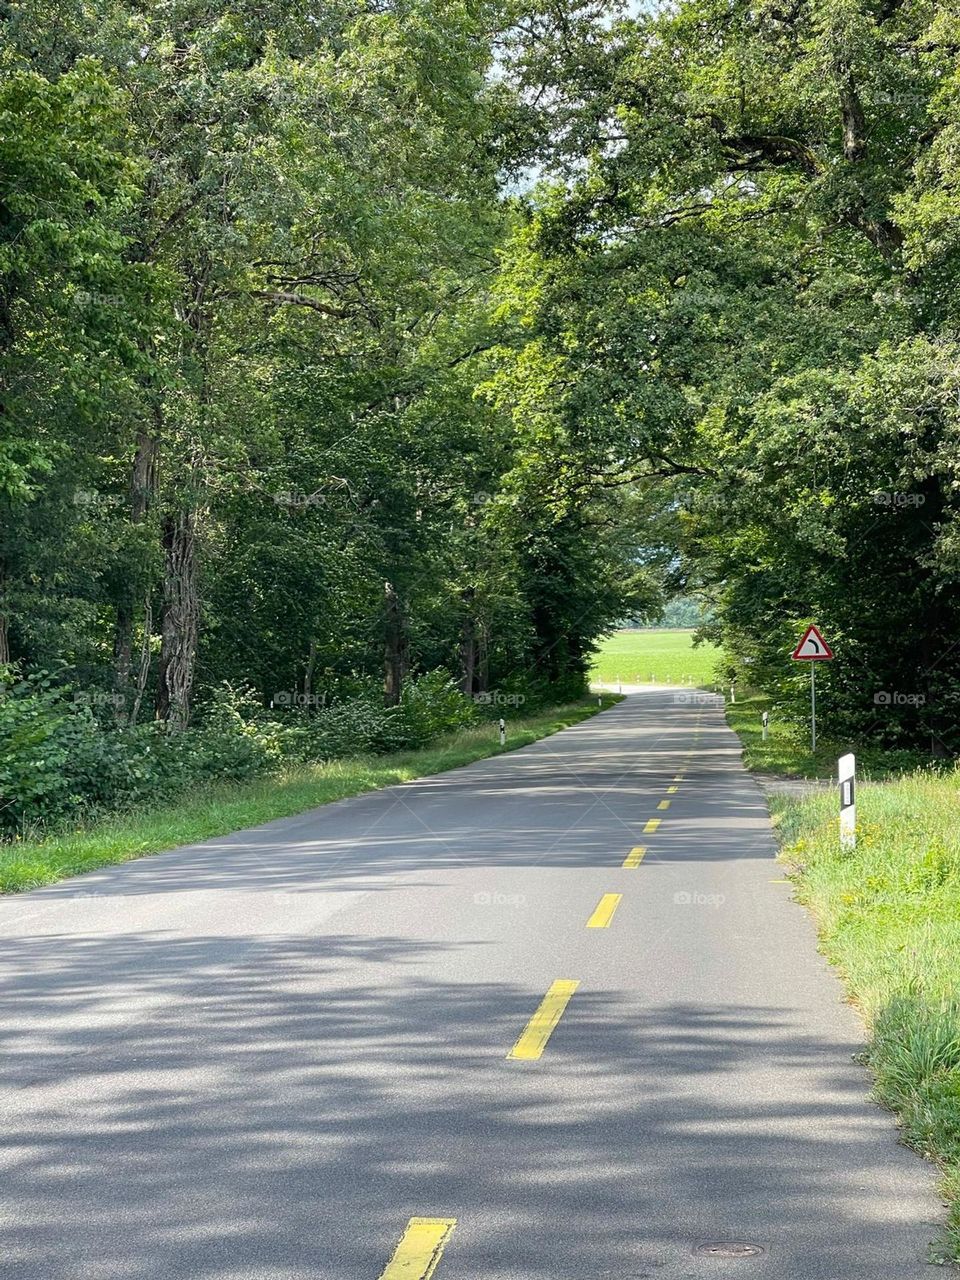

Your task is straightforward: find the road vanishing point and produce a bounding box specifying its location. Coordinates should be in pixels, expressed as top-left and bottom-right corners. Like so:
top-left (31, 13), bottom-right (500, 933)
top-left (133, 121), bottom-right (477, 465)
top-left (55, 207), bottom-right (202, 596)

top-left (0, 690), bottom-right (943, 1279)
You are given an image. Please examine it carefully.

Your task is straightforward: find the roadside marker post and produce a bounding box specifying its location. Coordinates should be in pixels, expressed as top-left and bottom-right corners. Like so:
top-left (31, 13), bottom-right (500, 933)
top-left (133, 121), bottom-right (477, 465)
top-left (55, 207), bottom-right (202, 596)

top-left (762, 710), bottom-right (769, 741)
top-left (839, 753), bottom-right (856, 850)
top-left (792, 624), bottom-right (834, 752)
top-left (498, 717), bottom-right (506, 747)
top-left (730, 685), bottom-right (735, 704)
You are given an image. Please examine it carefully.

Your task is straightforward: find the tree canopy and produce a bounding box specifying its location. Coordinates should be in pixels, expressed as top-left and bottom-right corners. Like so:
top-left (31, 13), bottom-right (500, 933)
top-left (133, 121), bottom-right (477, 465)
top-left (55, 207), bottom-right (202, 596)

top-left (3, 0), bottom-right (959, 751)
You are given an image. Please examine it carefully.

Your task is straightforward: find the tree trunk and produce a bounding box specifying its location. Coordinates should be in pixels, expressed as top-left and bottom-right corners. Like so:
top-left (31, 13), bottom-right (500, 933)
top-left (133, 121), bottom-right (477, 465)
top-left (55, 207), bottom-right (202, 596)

top-left (303, 638), bottom-right (318, 706)
top-left (155, 507), bottom-right (200, 730)
top-left (129, 591), bottom-right (153, 726)
top-left (113, 430), bottom-right (159, 691)
top-left (477, 616), bottom-right (490, 694)
top-left (383, 580), bottom-right (404, 707)
top-left (459, 587), bottom-right (477, 696)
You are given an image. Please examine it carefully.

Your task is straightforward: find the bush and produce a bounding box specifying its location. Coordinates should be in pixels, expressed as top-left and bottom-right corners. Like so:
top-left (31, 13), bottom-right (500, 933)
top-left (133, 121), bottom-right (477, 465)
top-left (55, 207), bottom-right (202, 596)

top-left (0, 670), bottom-right (90, 829)
top-left (0, 670), bottom-right (483, 835)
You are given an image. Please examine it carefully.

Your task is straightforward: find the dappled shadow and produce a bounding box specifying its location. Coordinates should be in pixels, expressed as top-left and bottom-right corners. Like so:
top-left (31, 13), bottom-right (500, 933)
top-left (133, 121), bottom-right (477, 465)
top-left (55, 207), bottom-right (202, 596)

top-left (0, 693), bottom-right (942, 1278)
top-left (0, 929), bottom-right (941, 1278)
top-left (13, 694), bottom-right (774, 902)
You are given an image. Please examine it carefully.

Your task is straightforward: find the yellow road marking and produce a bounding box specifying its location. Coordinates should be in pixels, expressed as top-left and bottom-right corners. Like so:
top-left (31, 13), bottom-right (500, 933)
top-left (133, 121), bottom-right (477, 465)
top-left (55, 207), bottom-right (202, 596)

top-left (623, 845), bottom-right (647, 868)
top-left (673, 774), bottom-right (684, 782)
top-left (643, 818), bottom-right (661, 833)
top-left (586, 893), bottom-right (622, 928)
top-left (667, 785), bottom-right (679, 793)
top-left (769, 878), bottom-right (790, 884)
top-left (657, 799), bottom-right (671, 810)
top-left (380, 1217), bottom-right (457, 1280)
top-left (508, 980), bottom-right (579, 1061)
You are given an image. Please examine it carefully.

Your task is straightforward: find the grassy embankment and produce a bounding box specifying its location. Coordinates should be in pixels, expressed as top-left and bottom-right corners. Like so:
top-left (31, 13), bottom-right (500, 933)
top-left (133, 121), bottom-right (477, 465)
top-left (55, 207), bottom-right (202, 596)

top-left (0, 696), bottom-right (619, 895)
top-left (773, 778), bottom-right (960, 1263)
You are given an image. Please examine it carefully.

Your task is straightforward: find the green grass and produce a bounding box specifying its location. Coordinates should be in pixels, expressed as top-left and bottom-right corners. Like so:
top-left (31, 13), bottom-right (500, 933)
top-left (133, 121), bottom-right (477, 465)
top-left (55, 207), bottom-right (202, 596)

top-left (726, 692), bottom-right (937, 781)
top-left (773, 773), bottom-right (960, 1263)
top-left (0, 696), bottom-right (619, 895)
top-left (726, 691), bottom-right (839, 778)
top-left (590, 628), bottom-right (720, 686)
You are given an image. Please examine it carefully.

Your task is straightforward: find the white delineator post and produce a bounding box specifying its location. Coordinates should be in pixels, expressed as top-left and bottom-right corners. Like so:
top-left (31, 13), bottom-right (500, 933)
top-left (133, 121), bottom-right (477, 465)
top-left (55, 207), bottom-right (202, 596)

top-left (499, 717), bottom-right (506, 747)
top-left (839, 753), bottom-right (856, 849)
top-left (762, 710), bottom-right (769, 741)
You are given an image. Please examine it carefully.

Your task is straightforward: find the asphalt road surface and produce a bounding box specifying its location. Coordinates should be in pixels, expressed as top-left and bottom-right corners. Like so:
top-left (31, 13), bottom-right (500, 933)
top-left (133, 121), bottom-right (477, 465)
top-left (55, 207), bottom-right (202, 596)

top-left (0, 690), bottom-right (943, 1279)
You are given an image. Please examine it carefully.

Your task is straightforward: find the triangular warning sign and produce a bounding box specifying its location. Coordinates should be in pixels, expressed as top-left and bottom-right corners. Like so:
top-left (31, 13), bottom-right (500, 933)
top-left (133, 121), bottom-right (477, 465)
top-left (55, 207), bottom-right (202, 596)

top-left (792, 624), bottom-right (834, 661)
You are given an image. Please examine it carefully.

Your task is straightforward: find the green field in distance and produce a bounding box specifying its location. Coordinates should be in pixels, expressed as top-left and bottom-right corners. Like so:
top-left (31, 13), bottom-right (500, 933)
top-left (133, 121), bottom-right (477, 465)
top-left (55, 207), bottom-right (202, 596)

top-left (589, 629), bottom-right (721, 687)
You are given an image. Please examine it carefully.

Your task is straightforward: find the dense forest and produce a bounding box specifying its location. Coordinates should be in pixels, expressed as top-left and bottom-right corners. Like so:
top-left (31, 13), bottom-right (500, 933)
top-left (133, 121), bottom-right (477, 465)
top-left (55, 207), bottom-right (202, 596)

top-left (3, 0), bottom-right (960, 827)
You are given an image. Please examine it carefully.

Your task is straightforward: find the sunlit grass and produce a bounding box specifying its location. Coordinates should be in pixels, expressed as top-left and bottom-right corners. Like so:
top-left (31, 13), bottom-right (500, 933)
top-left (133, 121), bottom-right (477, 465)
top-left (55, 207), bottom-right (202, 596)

top-left (773, 774), bottom-right (960, 1262)
top-left (589, 628), bottom-right (720, 686)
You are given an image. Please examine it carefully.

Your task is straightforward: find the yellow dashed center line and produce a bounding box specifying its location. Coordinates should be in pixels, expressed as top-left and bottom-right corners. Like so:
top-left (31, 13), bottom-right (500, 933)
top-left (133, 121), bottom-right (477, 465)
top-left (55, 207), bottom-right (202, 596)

top-left (586, 893), bottom-right (622, 928)
top-left (379, 1217), bottom-right (457, 1280)
top-left (508, 980), bottom-right (579, 1061)
top-left (657, 799), bottom-right (671, 811)
top-left (666, 785), bottom-right (679, 794)
top-left (623, 845), bottom-right (647, 868)
top-left (643, 817), bottom-right (661, 834)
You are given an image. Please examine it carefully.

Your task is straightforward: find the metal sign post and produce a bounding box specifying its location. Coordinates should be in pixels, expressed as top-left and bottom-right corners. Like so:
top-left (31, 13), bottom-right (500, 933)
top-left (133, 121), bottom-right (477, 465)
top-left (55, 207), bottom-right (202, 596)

top-left (792, 624), bottom-right (834, 753)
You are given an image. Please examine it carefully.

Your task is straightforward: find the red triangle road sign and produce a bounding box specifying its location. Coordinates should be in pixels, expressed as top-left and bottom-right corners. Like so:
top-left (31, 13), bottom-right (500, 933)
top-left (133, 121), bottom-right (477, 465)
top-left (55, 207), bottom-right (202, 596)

top-left (792, 624), bottom-right (834, 661)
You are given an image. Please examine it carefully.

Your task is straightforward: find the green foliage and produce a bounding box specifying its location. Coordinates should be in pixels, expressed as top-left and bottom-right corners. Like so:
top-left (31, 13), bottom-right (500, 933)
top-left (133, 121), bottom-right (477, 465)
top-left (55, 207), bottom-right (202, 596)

top-left (492, 0), bottom-right (960, 756)
top-left (0, 667), bottom-right (486, 835)
top-left (1, 0), bottom-right (644, 792)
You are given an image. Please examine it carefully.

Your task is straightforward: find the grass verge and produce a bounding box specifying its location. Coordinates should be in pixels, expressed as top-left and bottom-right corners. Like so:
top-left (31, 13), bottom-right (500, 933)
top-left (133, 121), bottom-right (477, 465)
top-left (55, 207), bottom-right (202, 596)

top-left (773, 773), bottom-right (960, 1263)
top-left (725, 691), bottom-right (840, 778)
top-left (0, 695), bottom-right (619, 895)
top-left (726, 691), bottom-right (934, 781)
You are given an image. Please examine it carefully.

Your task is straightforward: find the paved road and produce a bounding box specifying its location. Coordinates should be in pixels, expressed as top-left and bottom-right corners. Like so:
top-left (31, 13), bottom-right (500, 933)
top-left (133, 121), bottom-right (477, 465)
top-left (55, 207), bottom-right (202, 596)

top-left (0, 690), bottom-right (943, 1279)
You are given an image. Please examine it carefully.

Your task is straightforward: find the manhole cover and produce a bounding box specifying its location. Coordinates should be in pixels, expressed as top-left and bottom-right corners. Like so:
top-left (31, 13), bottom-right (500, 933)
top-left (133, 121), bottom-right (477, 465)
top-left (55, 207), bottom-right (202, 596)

top-left (694, 1242), bottom-right (765, 1259)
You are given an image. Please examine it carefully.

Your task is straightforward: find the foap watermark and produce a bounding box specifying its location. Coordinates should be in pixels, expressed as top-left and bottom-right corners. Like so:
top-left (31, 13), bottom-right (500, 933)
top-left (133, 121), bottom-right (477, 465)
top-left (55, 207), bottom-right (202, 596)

top-left (873, 491), bottom-right (926, 508)
top-left (73, 489), bottom-right (123, 510)
top-left (469, 491), bottom-right (519, 509)
top-left (73, 289), bottom-right (123, 308)
top-left (473, 890), bottom-right (526, 908)
top-left (673, 692), bottom-right (715, 706)
top-left (673, 891), bottom-right (725, 909)
top-left (271, 690), bottom-right (328, 709)
top-left (273, 490), bottom-right (325, 510)
top-left (474, 690), bottom-right (526, 708)
top-left (874, 690), bottom-right (926, 708)
top-left (73, 691), bottom-right (126, 710)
